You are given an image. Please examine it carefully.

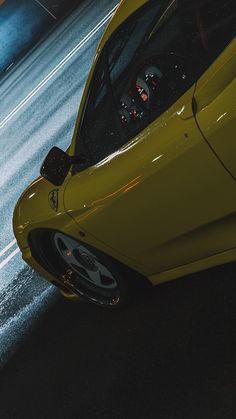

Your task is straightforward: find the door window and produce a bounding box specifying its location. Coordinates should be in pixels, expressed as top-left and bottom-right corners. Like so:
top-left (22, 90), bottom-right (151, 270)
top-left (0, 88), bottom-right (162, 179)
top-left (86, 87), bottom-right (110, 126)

top-left (75, 0), bottom-right (235, 168)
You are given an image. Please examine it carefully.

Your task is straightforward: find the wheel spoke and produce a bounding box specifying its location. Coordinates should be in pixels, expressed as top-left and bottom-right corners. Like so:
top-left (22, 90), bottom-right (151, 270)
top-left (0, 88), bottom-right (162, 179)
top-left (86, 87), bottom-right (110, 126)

top-left (66, 254), bottom-right (82, 269)
top-left (79, 245), bottom-right (98, 262)
top-left (96, 261), bottom-right (115, 282)
top-left (61, 236), bottom-right (77, 252)
top-left (87, 269), bottom-right (104, 287)
top-left (55, 234), bottom-right (77, 257)
top-left (53, 232), bottom-right (118, 292)
top-left (55, 234), bottom-right (83, 270)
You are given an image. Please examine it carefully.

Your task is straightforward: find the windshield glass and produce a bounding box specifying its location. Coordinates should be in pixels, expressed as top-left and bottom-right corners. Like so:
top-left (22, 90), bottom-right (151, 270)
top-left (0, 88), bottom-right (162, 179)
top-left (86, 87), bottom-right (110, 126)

top-left (76, 0), bottom-right (235, 168)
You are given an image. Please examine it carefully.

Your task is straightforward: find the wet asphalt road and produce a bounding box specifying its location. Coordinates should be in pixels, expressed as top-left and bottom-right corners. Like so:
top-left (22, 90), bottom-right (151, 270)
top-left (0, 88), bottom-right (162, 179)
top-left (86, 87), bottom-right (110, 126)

top-left (0, 0), bottom-right (236, 417)
top-left (0, 0), bottom-right (118, 365)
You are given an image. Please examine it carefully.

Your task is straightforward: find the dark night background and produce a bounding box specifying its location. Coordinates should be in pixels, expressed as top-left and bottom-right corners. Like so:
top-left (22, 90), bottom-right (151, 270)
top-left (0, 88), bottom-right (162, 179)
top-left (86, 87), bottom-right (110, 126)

top-left (0, 263), bottom-right (236, 418)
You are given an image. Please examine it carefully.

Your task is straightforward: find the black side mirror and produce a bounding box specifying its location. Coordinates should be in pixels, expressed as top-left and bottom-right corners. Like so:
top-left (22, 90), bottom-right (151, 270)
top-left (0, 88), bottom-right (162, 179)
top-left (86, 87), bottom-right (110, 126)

top-left (40, 147), bottom-right (71, 186)
top-left (40, 147), bottom-right (86, 186)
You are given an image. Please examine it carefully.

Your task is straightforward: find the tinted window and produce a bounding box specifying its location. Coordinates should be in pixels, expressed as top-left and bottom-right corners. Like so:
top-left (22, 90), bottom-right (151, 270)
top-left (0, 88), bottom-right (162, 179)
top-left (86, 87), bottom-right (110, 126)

top-left (79, 2), bottom-right (164, 166)
top-left (180, 0), bottom-right (235, 78)
top-left (75, 0), bottom-right (235, 168)
top-left (79, 51), bottom-right (122, 165)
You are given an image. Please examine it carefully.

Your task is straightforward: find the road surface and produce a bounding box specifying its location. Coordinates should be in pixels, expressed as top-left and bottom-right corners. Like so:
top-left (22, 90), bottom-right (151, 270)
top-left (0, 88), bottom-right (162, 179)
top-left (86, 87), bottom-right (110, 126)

top-left (0, 0), bottom-right (118, 366)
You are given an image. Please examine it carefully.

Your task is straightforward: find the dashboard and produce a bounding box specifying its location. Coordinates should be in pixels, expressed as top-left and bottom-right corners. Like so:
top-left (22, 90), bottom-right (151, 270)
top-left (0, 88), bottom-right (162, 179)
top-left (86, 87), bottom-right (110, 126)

top-left (118, 53), bottom-right (188, 134)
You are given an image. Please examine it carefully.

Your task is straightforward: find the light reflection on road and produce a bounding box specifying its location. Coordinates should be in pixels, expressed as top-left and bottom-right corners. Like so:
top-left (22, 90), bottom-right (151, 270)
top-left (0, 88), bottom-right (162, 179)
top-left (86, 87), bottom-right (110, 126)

top-left (0, 0), bottom-right (118, 367)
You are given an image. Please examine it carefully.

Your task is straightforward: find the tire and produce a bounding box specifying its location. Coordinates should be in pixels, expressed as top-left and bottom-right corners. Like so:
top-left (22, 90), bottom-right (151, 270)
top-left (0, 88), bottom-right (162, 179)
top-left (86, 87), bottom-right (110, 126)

top-left (51, 231), bottom-right (132, 308)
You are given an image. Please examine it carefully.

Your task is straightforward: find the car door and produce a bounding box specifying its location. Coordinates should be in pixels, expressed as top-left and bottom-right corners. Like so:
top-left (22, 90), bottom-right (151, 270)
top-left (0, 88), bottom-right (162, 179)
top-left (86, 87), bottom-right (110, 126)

top-left (64, 0), bottom-right (236, 275)
top-left (194, 39), bottom-right (236, 180)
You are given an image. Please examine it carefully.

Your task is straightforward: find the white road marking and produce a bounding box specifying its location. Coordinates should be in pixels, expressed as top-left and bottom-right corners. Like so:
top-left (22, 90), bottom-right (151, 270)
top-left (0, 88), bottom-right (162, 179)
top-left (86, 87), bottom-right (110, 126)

top-left (34, 0), bottom-right (57, 20)
top-left (0, 247), bottom-right (20, 270)
top-left (0, 5), bottom-right (118, 130)
top-left (0, 5), bottom-right (119, 270)
top-left (5, 62), bottom-right (15, 72)
top-left (0, 239), bottom-right (16, 258)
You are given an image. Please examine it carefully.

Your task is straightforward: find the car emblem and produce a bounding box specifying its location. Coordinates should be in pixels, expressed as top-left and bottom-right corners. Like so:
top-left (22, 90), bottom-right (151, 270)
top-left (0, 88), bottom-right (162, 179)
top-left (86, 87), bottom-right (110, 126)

top-left (48, 189), bottom-right (59, 211)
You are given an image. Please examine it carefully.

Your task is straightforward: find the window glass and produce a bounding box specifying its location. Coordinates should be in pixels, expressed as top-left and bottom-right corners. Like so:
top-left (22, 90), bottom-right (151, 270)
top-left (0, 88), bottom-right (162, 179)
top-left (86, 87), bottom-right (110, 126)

top-left (79, 2), bottom-right (163, 166)
top-left (76, 0), bottom-right (235, 169)
top-left (180, 0), bottom-right (235, 78)
top-left (80, 51), bottom-right (122, 165)
top-left (111, 0), bottom-right (235, 140)
top-left (112, 1), bottom-right (193, 139)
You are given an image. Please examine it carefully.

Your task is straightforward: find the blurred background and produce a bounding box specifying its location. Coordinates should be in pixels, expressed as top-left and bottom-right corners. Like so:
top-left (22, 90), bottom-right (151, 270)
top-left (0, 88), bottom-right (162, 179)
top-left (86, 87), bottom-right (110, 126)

top-left (0, 0), bottom-right (81, 76)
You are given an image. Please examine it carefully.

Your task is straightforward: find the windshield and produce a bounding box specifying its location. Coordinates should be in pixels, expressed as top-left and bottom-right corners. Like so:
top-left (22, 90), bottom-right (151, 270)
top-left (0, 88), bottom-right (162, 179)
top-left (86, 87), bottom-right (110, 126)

top-left (75, 0), bottom-right (235, 168)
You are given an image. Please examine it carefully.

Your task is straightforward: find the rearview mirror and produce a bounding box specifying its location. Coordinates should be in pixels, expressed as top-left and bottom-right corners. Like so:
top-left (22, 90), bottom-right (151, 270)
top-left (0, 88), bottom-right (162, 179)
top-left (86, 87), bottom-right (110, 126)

top-left (40, 147), bottom-right (86, 186)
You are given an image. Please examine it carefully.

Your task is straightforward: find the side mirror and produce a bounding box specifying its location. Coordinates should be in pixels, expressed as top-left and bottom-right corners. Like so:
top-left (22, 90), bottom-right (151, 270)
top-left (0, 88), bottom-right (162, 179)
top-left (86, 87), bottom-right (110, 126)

top-left (40, 147), bottom-right (86, 186)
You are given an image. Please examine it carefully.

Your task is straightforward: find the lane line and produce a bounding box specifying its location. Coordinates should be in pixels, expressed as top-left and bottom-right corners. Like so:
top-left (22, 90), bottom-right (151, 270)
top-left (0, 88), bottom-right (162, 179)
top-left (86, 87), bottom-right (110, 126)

top-left (0, 5), bottom-right (119, 271)
top-left (0, 5), bottom-right (118, 129)
top-left (0, 248), bottom-right (20, 270)
top-left (0, 239), bottom-right (16, 258)
top-left (5, 62), bottom-right (15, 72)
top-left (34, 0), bottom-right (57, 20)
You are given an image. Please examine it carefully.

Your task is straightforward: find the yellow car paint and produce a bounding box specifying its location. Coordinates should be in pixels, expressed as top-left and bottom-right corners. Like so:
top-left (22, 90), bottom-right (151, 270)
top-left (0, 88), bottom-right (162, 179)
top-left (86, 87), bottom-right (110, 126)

top-left (13, 0), bottom-right (236, 297)
top-left (65, 82), bottom-right (236, 276)
top-left (195, 39), bottom-right (236, 179)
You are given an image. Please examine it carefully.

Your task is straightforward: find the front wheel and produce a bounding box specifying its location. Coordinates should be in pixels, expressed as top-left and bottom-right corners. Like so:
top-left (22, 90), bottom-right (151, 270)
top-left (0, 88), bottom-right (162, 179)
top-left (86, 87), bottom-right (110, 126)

top-left (53, 232), bottom-right (131, 308)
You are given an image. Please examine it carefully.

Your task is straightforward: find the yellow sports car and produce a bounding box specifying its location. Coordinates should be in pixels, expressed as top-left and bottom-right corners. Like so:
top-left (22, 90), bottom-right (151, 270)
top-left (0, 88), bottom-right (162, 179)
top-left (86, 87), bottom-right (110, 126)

top-left (13, 0), bottom-right (236, 307)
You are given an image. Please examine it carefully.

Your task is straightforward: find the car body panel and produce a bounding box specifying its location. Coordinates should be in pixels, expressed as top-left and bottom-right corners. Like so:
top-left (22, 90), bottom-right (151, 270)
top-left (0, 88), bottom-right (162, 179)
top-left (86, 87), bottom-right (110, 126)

top-left (64, 80), bottom-right (236, 275)
top-left (149, 246), bottom-right (236, 285)
top-left (195, 39), bottom-right (236, 179)
top-left (13, 178), bottom-right (150, 277)
top-left (13, 176), bottom-right (75, 250)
